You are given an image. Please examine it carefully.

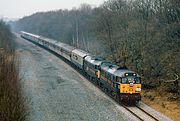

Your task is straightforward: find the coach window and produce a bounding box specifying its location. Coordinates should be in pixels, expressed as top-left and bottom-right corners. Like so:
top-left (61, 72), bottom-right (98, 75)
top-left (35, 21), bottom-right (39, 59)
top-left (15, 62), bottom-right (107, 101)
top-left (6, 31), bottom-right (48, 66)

top-left (65, 50), bottom-right (68, 54)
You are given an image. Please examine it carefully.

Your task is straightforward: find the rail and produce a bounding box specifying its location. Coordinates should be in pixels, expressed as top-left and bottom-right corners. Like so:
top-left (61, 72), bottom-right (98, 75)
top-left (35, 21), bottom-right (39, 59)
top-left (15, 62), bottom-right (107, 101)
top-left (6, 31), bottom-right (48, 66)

top-left (135, 105), bottom-right (159, 121)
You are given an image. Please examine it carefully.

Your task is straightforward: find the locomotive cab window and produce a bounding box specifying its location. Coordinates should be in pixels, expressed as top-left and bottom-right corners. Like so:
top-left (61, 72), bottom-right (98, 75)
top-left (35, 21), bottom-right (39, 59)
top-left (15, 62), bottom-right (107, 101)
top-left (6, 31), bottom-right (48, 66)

top-left (121, 77), bottom-right (141, 84)
top-left (122, 78), bottom-right (128, 84)
top-left (134, 77), bottom-right (141, 84)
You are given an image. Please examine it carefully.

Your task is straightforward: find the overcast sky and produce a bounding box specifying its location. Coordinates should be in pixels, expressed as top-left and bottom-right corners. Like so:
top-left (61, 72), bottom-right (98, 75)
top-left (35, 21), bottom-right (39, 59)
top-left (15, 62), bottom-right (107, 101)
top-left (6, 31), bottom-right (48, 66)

top-left (0, 0), bottom-right (105, 19)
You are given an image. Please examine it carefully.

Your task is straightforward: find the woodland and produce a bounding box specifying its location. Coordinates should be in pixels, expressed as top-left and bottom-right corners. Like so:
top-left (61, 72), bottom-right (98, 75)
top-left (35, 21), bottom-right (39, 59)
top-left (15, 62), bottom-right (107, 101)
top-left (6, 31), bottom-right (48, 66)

top-left (11, 0), bottom-right (180, 89)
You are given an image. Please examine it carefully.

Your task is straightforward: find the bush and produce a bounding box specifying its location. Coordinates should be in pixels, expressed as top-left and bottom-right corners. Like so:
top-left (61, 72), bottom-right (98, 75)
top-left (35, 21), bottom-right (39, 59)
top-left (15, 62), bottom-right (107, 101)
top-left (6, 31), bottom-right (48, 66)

top-left (0, 20), bottom-right (27, 121)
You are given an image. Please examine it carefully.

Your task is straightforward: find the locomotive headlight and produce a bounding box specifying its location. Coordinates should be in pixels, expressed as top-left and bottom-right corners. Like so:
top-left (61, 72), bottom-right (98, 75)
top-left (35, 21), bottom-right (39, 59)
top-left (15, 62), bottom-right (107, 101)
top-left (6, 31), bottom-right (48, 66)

top-left (136, 88), bottom-right (141, 92)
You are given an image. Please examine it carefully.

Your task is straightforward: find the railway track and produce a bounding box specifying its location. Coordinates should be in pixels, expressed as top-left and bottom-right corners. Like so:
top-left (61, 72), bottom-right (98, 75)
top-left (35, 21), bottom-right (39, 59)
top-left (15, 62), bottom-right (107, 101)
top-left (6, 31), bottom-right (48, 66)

top-left (136, 105), bottom-right (159, 121)
top-left (121, 104), bottom-right (159, 121)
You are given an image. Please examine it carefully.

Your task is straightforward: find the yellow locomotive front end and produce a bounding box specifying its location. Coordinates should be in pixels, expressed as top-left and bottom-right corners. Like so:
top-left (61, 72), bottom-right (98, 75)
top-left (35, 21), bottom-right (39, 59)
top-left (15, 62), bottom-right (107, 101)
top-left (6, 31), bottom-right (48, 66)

top-left (118, 73), bottom-right (141, 104)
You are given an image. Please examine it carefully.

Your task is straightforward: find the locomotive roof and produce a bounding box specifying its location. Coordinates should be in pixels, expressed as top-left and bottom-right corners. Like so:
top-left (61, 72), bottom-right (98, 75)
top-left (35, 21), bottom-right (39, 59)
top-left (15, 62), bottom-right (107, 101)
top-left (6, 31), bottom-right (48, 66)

top-left (100, 62), bottom-right (140, 77)
top-left (113, 69), bottom-right (140, 77)
top-left (100, 62), bottom-right (119, 75)
top-left (72, 49), bottom-right (90, 58)
top-left (85, 55), bottom-right (105, 66)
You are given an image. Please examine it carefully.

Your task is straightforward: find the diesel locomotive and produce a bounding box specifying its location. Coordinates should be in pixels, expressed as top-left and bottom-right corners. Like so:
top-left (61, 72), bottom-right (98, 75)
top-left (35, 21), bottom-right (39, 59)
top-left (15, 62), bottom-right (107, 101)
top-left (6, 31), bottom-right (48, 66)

top-left (20, 31), bottom-right (141, 104)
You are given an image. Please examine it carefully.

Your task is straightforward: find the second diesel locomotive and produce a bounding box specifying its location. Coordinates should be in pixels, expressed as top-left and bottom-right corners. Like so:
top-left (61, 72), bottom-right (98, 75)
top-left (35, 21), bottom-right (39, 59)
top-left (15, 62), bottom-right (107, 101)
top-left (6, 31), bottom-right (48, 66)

top-left (20, 31), bottom-right (141, 104)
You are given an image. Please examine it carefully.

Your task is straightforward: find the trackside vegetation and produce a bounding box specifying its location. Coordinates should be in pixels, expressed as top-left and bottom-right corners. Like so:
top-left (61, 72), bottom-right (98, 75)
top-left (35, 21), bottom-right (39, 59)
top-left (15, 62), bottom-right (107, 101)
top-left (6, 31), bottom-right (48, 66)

top-left (0, 21), bottom-right (27, 121)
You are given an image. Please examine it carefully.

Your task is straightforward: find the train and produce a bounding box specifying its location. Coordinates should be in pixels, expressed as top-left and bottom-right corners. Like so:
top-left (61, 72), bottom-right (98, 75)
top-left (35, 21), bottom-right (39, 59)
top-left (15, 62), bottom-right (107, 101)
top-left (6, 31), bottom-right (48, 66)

top-left (20, 31), bottom-right (141, 105)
